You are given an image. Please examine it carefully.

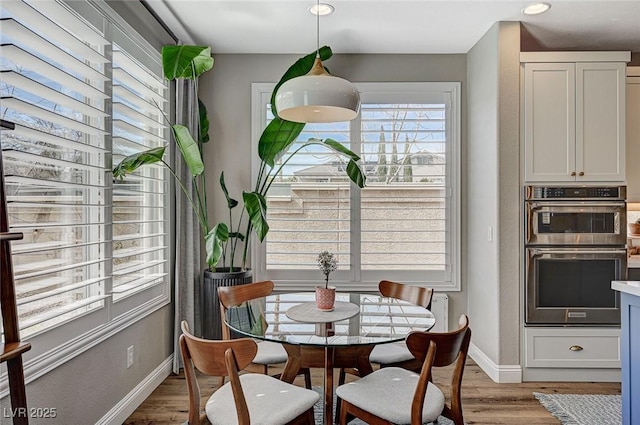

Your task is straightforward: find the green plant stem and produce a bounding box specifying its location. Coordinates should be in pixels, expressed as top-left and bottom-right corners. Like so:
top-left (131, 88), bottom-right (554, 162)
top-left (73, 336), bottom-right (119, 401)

top-left (162, 159), bottom-right (207, 232)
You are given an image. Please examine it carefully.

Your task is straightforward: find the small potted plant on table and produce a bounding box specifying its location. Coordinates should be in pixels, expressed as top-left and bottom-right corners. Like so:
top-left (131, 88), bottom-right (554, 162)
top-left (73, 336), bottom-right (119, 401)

top-left (316, 250), bottom-right (338, 311)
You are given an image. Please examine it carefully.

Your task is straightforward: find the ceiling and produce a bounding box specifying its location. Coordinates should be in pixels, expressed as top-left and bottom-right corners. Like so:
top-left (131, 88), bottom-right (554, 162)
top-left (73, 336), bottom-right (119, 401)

top-left (147, 1), bottom-right (640, 55)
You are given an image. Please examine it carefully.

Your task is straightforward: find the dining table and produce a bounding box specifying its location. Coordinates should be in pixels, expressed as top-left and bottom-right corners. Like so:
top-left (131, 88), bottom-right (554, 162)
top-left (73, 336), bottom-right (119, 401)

top-left (224, 291), bottom-right (436, 425)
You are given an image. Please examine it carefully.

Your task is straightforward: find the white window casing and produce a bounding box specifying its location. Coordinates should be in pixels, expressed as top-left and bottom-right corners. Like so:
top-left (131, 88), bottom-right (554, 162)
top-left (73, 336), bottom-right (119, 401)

top-left (251, 82), bottom-right (460, 292)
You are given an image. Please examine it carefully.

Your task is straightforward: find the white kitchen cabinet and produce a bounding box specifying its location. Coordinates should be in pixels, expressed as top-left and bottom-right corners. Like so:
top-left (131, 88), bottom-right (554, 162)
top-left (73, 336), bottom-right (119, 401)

top-left (525, 327), bottom-right (621, 369)
top-left (627, 68), bottom-right (640, 202)
top-left (523, 57), bottom-right (627, 183)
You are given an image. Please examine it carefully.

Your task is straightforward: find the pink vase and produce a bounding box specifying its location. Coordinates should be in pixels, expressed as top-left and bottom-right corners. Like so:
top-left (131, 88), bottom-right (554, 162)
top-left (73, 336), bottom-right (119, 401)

top-left (315, 286), bottom-right (336, 311)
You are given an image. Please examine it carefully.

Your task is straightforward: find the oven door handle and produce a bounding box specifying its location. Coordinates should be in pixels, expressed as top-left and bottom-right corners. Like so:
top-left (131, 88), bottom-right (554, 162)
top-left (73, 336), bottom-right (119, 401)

top-left (528, 201), bottom-right (626, 209)
top-left (529, 249), bottom-right (627, 255)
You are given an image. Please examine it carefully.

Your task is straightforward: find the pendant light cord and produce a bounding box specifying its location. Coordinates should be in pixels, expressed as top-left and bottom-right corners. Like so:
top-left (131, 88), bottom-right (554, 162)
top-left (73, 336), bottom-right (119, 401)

top-left (316, 0), bottom-right (320, 58)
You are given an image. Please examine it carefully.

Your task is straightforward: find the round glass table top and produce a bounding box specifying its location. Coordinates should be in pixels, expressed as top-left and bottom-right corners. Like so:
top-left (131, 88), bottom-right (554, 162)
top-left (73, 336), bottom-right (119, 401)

top-left (224, 291), bottom-right (436, 348)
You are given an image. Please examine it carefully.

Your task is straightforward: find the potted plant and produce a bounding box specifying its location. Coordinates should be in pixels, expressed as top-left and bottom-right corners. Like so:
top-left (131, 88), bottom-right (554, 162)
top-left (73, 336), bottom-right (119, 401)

top-left (316, 250), bottom-right (338, 311)
top-left (113, 45), bottom-right (366, 337)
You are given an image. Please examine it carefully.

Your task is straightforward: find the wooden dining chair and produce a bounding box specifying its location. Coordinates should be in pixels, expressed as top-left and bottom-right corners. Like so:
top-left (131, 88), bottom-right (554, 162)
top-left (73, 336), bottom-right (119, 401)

top-left (336, 314), bottom-right (471, 425)
top-left (338, 280), bottom-right (434, 385)
top-left (218, 280), bottom-right (312, 389)
top-left (180, 321), bottom-right (319, 425)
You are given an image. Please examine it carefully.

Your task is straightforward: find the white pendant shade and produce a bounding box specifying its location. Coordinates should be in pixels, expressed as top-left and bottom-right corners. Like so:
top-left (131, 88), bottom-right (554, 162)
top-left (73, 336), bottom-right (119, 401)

top-left (275, 57), bottom-right (360, 123)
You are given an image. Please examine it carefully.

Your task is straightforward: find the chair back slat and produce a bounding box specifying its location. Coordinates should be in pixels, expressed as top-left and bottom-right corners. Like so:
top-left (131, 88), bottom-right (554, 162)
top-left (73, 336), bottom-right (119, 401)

top-left (181, 321), bottom-right (258, 375)
top-left (379, 280), bottom-right (433, 309)
top-left (218, 280), bottom-right (274, 340)
top-left (218, 280), bottom-right (274, 308)
top-left (406, 314), bottom-right (470, 367)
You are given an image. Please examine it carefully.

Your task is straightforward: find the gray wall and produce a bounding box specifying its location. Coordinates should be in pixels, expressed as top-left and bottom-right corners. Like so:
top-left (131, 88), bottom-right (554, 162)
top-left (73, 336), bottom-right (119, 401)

top-left (0, 306), bottom-right (173, 424)
top-left (202, 53), bottom-right (468, 328)
top-left (466, 22), bottom-right (521, 366)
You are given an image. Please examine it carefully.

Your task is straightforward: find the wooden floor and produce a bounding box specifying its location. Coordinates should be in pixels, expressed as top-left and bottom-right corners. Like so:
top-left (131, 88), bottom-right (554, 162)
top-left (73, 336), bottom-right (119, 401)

top-left (124, 360), bottom-right (620, 424)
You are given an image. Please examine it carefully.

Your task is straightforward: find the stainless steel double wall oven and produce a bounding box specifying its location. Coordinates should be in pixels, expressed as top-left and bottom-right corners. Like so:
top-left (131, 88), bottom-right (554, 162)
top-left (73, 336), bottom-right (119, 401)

top-left (525, 185), bottom-right (627, 325)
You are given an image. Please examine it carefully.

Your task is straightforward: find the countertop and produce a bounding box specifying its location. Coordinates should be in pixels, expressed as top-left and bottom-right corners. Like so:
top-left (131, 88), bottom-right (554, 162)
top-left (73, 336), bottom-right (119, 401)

top-left (628, 255), bottom-right (640, 268)
top-left (612, 280), bottom-right (640, 297)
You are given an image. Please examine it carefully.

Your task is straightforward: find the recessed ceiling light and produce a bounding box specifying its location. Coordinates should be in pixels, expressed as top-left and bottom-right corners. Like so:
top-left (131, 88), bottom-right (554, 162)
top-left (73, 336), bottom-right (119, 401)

top-left (309, 3), bottom-right (334, 16)
top-left (522, 2), bottom-right (551, 15)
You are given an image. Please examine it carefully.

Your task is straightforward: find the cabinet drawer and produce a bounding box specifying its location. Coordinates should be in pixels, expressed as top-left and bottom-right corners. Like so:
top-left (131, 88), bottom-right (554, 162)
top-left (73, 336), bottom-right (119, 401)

top-left (525, 327), bottom-right (620, 368)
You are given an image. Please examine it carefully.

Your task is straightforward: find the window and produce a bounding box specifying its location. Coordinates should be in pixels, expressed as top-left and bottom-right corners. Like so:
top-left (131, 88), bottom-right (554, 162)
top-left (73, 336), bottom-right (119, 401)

top-left (0, 0), bottom-right (170, 355)
top-left (252, 82), bottom-right (460, 291)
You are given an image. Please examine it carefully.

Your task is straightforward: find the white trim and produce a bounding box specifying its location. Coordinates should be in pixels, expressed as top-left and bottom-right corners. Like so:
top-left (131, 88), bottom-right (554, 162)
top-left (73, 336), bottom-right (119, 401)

top-left (468, 342), bottom-right (522, 383)
top-left (0, 296), bottom-right (169, 398)
top-left (95, 355), bottom-right (174, 425)
top-left (520, 51), bottom-right (630, 63)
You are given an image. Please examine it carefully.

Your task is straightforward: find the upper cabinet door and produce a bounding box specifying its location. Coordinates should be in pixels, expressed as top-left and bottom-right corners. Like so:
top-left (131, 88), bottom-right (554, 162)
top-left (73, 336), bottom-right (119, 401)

top-left (524, 63), bottom-right (576, 182)
top-left (576, 62), bottom-right (626, 182)
top-left (523, 61), bottom-right (626, 183)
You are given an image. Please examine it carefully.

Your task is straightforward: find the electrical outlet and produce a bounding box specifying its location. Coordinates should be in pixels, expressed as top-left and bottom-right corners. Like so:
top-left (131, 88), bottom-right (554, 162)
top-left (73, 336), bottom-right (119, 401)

top-left (127, 345), bottom-right (134, 368)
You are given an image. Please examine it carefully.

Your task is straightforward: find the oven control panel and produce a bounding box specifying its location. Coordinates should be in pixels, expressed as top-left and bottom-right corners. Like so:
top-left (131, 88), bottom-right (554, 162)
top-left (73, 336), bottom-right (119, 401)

top-left (526, 185), bottom-right (626, 200)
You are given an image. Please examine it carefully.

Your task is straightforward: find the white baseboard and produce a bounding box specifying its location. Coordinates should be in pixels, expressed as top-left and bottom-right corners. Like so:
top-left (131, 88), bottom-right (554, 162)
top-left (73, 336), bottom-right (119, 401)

top-left (96, 355), bottom-right (174, 425)
top-left (468, 342), bottom-right (522, 383)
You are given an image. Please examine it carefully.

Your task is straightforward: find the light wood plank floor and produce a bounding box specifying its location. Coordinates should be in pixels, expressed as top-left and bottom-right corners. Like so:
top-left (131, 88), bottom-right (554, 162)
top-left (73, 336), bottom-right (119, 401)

top-left (124, 360), bottom-right (621, 424)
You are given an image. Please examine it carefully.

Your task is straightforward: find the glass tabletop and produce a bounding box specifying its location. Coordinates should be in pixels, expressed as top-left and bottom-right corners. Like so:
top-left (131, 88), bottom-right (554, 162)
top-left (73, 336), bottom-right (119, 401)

top-left (224, 291), bottom-right (436, 347)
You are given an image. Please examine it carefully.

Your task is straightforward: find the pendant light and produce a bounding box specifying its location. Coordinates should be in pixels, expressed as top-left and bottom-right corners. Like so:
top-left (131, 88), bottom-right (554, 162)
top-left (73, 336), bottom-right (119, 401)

top-left (274, 0), bottom-right (360, 123)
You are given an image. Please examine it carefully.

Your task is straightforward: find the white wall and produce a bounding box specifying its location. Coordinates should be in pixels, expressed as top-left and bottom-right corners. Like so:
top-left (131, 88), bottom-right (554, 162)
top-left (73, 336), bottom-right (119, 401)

top-left (466, 22), bottom-right (522, 379)
top-left (467, 23), bottom-right (501, 364)
top-left (201, 53), bottom-right (468, 328)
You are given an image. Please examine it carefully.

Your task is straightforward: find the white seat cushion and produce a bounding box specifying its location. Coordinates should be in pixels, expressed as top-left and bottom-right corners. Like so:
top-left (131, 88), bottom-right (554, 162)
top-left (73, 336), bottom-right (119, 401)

top-left (206, 373), bottom-right (319, 425)
top-left (252, 340), bottom-right (288, 365)
top-left (336, 367), bottom-right (445, 424)
top-left (369, 342), bottom-right (414, 364)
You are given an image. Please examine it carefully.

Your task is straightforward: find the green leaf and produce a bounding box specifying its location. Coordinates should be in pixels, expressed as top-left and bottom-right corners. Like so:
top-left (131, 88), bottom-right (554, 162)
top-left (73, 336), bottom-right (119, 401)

top-left (270, 46), bottom-right (333, 116)
top-left (205, 223), bottom-right (229, 269)
top-left (162, 45), bottom-right (213, 80)
top-left (258, 117), bottom-right (305, 167)
top-left (198, 98), bottom-right (210, 144)
top-left (219, 172), bottom-right (238, 209)
top-left (243, 191), bottom-right (269, 242)
top-left (172, 125), bottom-right (204, 176)
top-left (347, 159), bottom-right (366, 188)
top-left (113, 146), bottom-right (166, 179)
top-left (322, 138), bottom-right (362, 161)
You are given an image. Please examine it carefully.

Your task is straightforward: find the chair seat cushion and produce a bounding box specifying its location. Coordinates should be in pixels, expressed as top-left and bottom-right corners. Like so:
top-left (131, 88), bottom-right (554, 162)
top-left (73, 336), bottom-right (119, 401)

top-left (369, 342), bottom-right (415, 364)
top-left (253, 340), bottom-right (288, 365)
top-left (206, 373), bottom-right (319, 425)
top-left (336, 367), bottom-right (445, 424)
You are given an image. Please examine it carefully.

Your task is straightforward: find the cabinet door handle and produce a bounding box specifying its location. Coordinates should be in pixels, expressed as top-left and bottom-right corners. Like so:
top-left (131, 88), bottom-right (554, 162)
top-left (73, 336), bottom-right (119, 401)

top-left (571, 171), bottom-right (576, 176)
top-left (578, 171), bottom-right (585, 176)
top-left (569, 345), bottom-right (584, 352)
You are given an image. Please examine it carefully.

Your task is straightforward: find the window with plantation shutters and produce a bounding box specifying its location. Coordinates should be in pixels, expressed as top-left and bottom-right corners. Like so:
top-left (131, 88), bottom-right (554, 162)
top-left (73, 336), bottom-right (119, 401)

top-left (253, 82), bottom-right (460, 290)
top-left (0, 0), bottom-right (170, 343)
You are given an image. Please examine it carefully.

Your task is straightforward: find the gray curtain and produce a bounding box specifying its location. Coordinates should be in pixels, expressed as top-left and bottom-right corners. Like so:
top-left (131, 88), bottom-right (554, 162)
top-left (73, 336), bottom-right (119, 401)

top-left (172, 78), bottom-right (202, 373)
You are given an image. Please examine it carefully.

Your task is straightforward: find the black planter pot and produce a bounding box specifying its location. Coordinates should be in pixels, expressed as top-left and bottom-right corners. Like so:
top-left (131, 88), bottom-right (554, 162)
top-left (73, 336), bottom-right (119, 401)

top-left (202, 268), bottom-right (253, 340)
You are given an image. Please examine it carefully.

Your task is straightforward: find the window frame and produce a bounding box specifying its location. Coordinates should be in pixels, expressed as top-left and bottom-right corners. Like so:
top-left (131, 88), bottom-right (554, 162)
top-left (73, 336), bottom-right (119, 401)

top-left (250, 82), bottom-right (461, 292)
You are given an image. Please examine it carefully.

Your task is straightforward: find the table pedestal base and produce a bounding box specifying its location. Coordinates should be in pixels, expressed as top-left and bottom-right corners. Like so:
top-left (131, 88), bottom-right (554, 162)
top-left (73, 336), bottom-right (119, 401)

top-left (281, 344), bottom-right (374, 425)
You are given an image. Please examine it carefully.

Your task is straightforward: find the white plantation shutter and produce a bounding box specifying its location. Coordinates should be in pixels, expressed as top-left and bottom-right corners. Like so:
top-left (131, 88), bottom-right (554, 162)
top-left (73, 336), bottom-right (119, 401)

top-left (0, 0), bottom-right (170, 341)
top-left (111, 41), bottom-right (169, 300)
top-left (266, 116), bottom-right (352, 274)
top-left (359, 101), bottom-right (450, 282)
top-left (255, 82), bottom-right (459, 289)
